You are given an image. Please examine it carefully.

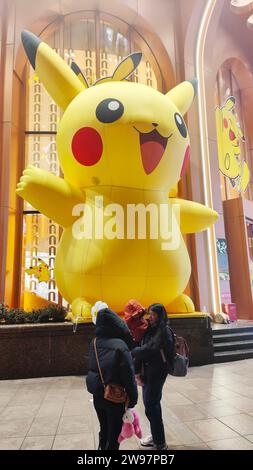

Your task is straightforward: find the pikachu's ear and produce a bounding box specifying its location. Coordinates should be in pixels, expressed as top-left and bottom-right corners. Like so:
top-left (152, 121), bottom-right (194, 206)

top-left (112, 52), bottom-right (142, 81)
top-left (94, 51), bottom-right (142, 85)
top-left (224, 96), bottom-right (235, 112)
top-left (166, 79), bottom-right (197, 116)
top-left (71, 62), bottom-right (89, 88)
top-left (22, 30), bottom-right (86, 110)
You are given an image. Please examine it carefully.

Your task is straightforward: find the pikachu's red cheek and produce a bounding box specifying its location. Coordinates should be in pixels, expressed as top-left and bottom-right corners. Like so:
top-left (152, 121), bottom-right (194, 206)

top-left (229, 129), bottom-right (236, 141)
top-left (71, 127), bottom-right (103, 166)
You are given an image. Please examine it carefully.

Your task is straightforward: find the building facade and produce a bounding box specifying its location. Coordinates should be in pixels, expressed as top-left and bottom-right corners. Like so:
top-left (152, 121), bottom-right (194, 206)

top-left (0, 0), bottom-right (253, 319)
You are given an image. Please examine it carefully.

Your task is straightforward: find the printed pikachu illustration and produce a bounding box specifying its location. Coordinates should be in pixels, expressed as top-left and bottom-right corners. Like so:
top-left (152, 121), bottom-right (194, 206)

top-left (25, 258), bottom-right (50, 283)
top-left (17, 31), bottom-right (218, 322)
top-left (215, 96), bottom-right (250, 193)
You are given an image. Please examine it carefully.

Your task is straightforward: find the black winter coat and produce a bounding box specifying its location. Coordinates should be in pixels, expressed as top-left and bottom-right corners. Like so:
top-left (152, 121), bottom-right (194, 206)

top-left (86, 337), bottom-right (138, 408)
top-left (86, 308), bottom-right (138, 408)
top-left (132, 322), bottom-right (174, 382)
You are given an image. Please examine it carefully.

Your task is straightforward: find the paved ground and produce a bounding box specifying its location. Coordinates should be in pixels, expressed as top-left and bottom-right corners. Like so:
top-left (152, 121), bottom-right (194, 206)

top-left (1, 359), bottom-right (253, 450)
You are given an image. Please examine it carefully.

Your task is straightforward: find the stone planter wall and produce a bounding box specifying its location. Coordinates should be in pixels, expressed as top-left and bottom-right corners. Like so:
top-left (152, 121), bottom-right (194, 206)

top-left (0, 317), bottom-right (213, 380)
top-left (0, 322), bottom-right (95, 380)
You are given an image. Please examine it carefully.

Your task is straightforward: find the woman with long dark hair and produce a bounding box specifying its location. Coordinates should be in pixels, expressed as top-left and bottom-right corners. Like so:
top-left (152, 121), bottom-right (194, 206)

top-left (131, 303), bottom-right (174, 450)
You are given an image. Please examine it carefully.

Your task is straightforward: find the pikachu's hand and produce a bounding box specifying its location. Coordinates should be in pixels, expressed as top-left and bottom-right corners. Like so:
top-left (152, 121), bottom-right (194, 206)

top-left (16, 165), bottom-right (85, 228)
top-left (16, 165), bottom-right (47, 197)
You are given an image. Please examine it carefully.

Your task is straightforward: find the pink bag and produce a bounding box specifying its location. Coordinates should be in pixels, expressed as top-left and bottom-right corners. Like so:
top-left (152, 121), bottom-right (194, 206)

top-left (222, 304), bottom-right (237, 322)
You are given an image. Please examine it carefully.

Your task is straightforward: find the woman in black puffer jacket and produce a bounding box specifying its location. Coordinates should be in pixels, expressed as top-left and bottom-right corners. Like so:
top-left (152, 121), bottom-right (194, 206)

top-left (86, 308), bottom-right (137, 450)
top-left (131, 303), bottom-right (174, 450)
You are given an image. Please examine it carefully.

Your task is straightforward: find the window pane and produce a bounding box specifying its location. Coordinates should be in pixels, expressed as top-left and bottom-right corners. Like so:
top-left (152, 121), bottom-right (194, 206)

top-left (64, 18), bottom-right (96, 85)
top-left (24, 134), bottom-right (60, 210)
top-left (132, 56), bottom-right (158, 89)
top-left (22, 213), bottom-right (60, 303)
top-left (26, 65), bottom-right (61, 132)
top-left (131, 32), bottom-right (160, 89)
top-left (99, 21), bottom-right (130, 79)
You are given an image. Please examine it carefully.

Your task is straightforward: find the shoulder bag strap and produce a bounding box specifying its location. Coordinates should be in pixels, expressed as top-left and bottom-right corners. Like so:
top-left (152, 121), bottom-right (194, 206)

top-left (93, 338), bottom-right (105, 387)
top-left (160, 349), bottom-right (167, 363)
top-left (160, 325), bottom-right (175, 363)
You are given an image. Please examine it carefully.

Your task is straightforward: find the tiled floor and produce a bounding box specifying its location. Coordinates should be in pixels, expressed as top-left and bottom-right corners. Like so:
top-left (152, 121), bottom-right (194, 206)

top-left (1, 359), bottom-right (253, 450)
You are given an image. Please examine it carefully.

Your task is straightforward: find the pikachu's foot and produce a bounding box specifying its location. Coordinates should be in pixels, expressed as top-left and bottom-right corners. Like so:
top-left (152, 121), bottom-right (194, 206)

top-left (70, 298), bottom-right (92, 323)
top-left (166, 294), bottom-right (195, 314)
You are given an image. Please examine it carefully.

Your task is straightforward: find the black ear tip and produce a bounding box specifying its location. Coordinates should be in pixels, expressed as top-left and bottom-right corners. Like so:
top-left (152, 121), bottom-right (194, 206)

top-left (21, 30), bottom-right (41, 70)
top-left (189, 78), bottom-right (198, 97)
top-left (131, 51), bottom-right (142, 69)
top-left (71, 61), bottom-right (80, 74)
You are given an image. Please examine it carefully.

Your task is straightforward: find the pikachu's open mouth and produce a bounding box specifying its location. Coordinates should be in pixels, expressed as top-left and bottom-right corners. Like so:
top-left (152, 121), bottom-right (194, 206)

top-left (135, 128), bottom-right (171, 174)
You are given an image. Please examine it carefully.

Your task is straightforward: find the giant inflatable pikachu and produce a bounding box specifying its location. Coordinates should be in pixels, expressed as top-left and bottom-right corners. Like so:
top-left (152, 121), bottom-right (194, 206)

top-left (17, 31), bottom-right (218, 322)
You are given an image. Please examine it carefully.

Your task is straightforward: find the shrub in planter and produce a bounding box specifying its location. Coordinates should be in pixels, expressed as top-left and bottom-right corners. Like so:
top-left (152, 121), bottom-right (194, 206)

top-left (35, 305), bottom-right (67, 323)
top-left (0, 304), bottom-right (68, 324)
top-left (0, 304), bottom-right (8, 323)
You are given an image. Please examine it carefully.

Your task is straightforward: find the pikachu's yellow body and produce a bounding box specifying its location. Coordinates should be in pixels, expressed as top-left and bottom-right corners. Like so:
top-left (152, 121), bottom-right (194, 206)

top-left (17, 31), bottom-right (218, 322)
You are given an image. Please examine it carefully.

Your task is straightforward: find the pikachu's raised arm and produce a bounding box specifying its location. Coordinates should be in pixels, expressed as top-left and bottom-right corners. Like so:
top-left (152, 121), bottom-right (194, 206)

top-left (22, 30), bottom-right (87, 110)
top-left (17, 166), bottom-right (85, 228)
top-left (170, 198), bottom-right (218, 234)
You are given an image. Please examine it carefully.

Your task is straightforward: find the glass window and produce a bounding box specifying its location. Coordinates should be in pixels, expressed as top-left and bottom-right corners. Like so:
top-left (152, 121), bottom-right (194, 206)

top-left (22, 213), bottom-right (60, 303)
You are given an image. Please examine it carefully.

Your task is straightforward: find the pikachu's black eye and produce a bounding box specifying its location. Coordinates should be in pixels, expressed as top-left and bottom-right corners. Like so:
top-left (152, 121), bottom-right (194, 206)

top-left (96, 99), bottom-right (124, 123)
top-left (175, 113), bottom-right (187, 138)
